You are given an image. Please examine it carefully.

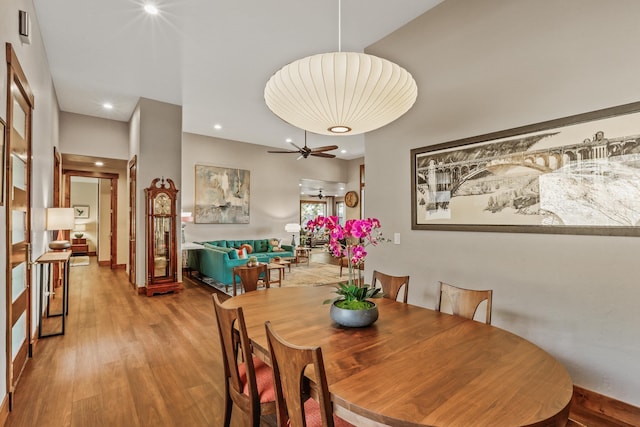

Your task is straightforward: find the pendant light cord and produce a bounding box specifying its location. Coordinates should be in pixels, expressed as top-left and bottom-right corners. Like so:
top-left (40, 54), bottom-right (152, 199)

top-left (338, 0), bottom-right (342, 52)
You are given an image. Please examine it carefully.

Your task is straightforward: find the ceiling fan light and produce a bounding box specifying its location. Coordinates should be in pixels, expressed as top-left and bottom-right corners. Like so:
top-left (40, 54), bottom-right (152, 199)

top-left (265, 52), bottom-right (417, 136)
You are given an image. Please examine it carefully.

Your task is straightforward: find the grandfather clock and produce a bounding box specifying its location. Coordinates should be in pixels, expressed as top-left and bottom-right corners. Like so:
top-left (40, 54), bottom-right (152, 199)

top-left (144, 177), bottom-right (182, 296)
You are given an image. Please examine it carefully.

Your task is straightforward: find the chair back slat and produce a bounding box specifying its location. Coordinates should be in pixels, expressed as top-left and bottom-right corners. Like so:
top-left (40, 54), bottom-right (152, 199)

top-left (436, 281), bottom-right (493, 324)
top-left (372, 270), bottom-right (409, 303)
top-left (213, 294), bottom-right (268, 425)
top-left (265, 321), bottom-right (335, 427)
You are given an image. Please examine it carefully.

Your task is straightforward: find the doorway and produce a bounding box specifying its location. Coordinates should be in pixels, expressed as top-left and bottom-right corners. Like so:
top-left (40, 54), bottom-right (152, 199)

top-left (63, 170), bottom-right (118, 269)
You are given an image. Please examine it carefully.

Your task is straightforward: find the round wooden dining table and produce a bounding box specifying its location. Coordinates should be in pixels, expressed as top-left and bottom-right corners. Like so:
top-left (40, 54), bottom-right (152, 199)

top-left (222, 286), bottom-right (573, 427)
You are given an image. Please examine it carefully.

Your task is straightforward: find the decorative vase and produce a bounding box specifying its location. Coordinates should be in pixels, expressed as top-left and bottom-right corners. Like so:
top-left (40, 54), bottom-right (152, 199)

top-left (330, 301), bottom-right (378, 328)
top-left (74, 232), bottom-right (84, 238)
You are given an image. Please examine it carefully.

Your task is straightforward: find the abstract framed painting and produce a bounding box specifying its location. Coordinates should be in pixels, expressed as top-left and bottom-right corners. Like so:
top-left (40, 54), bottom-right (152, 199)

top-left (194, 164), bottom-right (250, 224)
top-left (411, 102), bottom-right (640, 236)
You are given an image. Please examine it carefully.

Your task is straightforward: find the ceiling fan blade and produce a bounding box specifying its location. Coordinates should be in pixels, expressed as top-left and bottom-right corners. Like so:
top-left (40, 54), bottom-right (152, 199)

top-left (310, 152), bottom-right (336, 158)
top-left (267, 149), bottom-right (299, 153)
top-left (290, 141), bottom-right (303, 151)
top-left (310, 145), bottom-right (339, 153)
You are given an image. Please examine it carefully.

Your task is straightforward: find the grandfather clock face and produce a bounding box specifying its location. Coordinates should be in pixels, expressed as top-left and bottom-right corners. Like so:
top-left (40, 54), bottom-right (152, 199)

top-left (154, 193), bottom-right (171, 215)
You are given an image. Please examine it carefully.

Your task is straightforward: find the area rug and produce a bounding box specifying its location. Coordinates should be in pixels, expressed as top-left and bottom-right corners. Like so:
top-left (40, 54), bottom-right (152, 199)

top-left (197, 261), bottom-right (349, 296)
top-left (70, 256), bottom-right (90, 267)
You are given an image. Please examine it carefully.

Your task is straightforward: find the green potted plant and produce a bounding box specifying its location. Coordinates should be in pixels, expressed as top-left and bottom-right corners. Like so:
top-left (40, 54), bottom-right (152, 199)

top-left (247, 255), bottom-right (258, 267)
top-left (323, 282), bottom-right (383, 327)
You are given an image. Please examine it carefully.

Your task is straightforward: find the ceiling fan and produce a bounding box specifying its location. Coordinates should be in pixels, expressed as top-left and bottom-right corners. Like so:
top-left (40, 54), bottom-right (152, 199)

top-left (311, 189), bottom-right (325, 199)
top-left (268, 131), bottom-right (338, 160)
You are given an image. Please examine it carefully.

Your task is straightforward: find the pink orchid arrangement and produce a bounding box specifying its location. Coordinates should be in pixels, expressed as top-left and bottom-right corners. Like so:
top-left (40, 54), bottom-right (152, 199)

top-left (305, 215), bottom-right (385, 286)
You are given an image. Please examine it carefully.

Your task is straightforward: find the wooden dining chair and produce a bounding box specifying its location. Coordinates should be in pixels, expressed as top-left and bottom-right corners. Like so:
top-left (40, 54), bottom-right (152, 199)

top-left (371, 270), bottom-right (409, 303)
top-left (435, 281), bottom-right (493, 324)
top-left (264, 321), bottom-right (354, 427)
top-left (233, 264), bottom-right (269, 295)
top-left (212, 294), bottom-right (276, 426)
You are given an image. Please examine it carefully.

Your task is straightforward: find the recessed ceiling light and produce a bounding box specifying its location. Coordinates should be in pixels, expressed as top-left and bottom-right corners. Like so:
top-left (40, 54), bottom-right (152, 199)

top-left (95, 161), bottom-right (104, 166)
top-left (340, 149), bottom-right (347, 154)
top-left (144, 4), bottom-right (159, 15)
top-left (213, 124), bottom-right (222, 130)
top-left (339, 187), bottom-right (344, 190)
top-left (286, 138), bottom-right (293, 143)
top-left (103, 103), bottom-right (113, 110)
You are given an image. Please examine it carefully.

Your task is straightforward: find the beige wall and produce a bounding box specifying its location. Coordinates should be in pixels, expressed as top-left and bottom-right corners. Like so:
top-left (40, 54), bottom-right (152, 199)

top-left (365, 0), bottom-right (640, 406)
top-left (134, 98), bottom-right (182, 286)
top-left (345, 158), bottom-right (363, 220)
top-left (1, 0), bottom-right (60, 407)
top-left (60, 112), bottom-right (129, 159)
top-left (181, 132), bottom-right (349, 244)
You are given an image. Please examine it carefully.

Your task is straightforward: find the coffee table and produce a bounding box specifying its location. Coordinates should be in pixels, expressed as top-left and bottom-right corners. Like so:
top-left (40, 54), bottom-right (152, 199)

top-left (269, 257), bottom-right (292, 276)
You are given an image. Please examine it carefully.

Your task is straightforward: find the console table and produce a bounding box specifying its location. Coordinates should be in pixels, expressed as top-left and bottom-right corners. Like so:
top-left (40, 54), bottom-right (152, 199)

top-left (36, 251), bottom-right (72, 338)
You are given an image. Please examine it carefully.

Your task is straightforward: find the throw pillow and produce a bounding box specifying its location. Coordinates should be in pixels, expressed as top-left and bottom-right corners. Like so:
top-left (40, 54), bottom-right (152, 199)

top-left (240, 243), bottom-right (253, 254)
top-left (228, 249), bottom-right (238, 260)
top-left (237, 248), bottom-right (248, 259)
top-left (269, 238), bottom-right (284, 252)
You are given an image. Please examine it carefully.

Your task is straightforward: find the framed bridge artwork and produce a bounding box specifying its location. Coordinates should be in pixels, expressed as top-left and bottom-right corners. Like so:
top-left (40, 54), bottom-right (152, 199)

top-left (411, 101), bottom-right (640, 236)
top-left (194, 164), bottom-right (250, 224)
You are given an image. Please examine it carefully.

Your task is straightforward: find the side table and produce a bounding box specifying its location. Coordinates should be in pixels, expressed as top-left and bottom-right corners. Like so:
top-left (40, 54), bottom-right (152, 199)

top-left (36, 250), bottom-right (72, 337)
top-left (181, 242), bottom-right (204, 277)
top-left (294, 247), bottom-right (311, 266)
top-left (71, 238), bottom-right (88, 256)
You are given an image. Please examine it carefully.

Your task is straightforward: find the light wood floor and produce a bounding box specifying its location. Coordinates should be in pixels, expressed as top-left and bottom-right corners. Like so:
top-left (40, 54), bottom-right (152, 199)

top-left (5, 256), bottom-right (617, 427)
top-left (6, 258), bottom-right (239, 427)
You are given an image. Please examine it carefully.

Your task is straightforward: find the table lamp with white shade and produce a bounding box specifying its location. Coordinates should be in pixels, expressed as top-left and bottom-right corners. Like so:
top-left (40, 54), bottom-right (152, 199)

top-left (181, 211), bottom-right (193, 243)
top-left (285, 223), bottom-right (301, 246)
top-left (46, 207), bottom-right (75, 250)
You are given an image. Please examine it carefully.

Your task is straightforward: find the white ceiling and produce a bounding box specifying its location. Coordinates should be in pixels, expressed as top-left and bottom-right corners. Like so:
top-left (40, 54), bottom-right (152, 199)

top-left (33, 0), bottom-right (442, 160)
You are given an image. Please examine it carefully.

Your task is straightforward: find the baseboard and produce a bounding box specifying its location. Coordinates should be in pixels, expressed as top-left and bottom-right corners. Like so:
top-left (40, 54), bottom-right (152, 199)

top-left (0, 393), bottom-right (9, 426)
top-left (572, 385), bottom-right (640, 426)
top-left (97, 261), bottom-right (125, 269)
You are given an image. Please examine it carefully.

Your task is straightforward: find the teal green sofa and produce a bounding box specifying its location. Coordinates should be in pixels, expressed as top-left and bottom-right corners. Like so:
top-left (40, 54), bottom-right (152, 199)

top-left (187, 239), bottom-right (294, 285)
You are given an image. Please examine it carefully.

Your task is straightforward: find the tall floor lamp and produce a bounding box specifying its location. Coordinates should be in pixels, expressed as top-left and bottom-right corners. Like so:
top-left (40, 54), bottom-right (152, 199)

top-left (285, 223), bottom-right (301, 247)
top-left (46, 208), bottom-right (75, 250)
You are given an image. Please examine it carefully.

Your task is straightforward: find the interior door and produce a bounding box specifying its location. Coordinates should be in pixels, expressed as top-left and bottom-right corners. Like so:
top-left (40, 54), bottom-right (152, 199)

top-left (6, 43), bottom-right (34, 404)
top-left (129, 156), bottom-right (137, 287)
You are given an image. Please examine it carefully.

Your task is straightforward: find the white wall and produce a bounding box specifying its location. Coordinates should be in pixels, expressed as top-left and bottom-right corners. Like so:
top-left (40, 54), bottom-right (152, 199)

top-left (365, 0), bottom-right (640, 406)
top-left (1, 0), bottom-right (59, 410)
top-left (59, 112), bottom-right (129, 159)
top-left (181, 132), bottom-right (349, 243)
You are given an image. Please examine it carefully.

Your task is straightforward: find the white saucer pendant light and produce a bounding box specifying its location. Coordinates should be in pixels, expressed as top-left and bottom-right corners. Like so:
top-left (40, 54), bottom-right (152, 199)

top-left (264, 1), bottom-right (417, 136)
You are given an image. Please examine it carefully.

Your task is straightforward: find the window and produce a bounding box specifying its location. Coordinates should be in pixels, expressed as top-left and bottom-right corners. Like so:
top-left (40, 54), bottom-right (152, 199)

top-left (335, 201), bottom-right (345, 225)
top-left (300, 201), bottom-right (326, 226)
